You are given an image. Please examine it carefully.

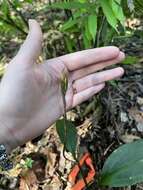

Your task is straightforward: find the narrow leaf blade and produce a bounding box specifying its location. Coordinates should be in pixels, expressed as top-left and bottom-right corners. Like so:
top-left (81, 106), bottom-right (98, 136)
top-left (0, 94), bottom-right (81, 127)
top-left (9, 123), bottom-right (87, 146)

top-left (88, 14), bottom-right (97, 41)
top-left (100, 0), bottom-right (118, 30)
top-left (62, 18), bottom-right (78, 31)
top-left (109, 0), bottom-right (125, 25)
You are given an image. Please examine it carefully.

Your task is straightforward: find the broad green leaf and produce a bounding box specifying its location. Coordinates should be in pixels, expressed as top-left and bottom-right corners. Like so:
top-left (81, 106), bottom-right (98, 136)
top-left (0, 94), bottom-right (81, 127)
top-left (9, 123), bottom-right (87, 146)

top-left (122, 56), bottom-right (139, 64)
top-left (50, 2), bottom-right (91, 10)
top-left (100, 140), bottom-right (143, 187)
top-left (100, 0), bottom-right (118, 30)
top-left (56, 119), bottom-right (77, 157)
top-left (88, 14), bottom-right (97, 41)
top-left (109, 0), bottom-right (125, 25)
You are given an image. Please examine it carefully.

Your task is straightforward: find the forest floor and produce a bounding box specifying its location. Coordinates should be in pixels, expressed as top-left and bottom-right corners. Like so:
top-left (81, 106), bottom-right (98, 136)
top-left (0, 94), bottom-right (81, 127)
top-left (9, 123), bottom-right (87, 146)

top-left (0, 3), bottom-right (143, 190)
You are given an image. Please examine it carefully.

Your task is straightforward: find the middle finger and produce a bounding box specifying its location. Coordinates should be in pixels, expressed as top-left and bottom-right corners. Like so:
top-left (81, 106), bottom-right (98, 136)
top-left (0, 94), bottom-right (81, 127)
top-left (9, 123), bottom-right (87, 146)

top-left (71, 52), bottom-right (125, 81)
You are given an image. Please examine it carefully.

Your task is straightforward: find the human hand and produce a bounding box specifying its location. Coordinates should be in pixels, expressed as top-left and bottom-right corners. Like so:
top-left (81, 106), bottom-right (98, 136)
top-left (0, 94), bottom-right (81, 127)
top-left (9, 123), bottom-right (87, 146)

top-left (0, 20), bottom-right (125, 152)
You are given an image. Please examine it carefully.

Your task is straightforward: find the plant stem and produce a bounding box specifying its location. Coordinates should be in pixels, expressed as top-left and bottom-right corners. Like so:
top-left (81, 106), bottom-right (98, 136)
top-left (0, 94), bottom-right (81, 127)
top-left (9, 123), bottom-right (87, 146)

top-left (62, 93), bottom-right (68, 159)
top-left (94, 16), bottom-right (105, 48)
top-left (61, 91), bottom-right (89, 189)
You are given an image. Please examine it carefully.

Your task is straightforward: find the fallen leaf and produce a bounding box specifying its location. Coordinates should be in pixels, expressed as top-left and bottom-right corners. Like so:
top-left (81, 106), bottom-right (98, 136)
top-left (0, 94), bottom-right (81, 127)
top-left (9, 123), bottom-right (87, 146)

top-left (19, 169), bottom-right (38, 190)
top-left (121, 134), bottom-right (140, 143)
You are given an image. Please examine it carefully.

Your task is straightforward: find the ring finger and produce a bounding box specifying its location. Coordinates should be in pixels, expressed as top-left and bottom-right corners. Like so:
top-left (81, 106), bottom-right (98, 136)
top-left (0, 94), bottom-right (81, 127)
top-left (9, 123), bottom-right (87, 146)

top-left (73, 67), bottom-right (124, 93)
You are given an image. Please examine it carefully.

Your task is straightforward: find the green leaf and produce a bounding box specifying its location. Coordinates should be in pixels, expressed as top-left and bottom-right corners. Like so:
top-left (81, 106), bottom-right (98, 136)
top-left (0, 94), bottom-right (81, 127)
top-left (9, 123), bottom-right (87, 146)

top-left (83, 19), bottom-right (92, 48)
top-left (25, 158), bottom-right (34, 169)
top-left (1, 0), bottom-right (9, 17)
top-left (134, 0), bottom-right (143, 16)
top-left (12, 0), bottom-right (22, 8)
top-left (85, 19), bottom-right (92, 41)
top-left (83, 31), bottom-right (92, 49)
top-left (109, 0), bottom-right (125, 25)
top-left (20, 157), bottom-right (34, 169)
top-left (100, 0), bottom-right (118, 30)
top-left (62, 19), bottom-right (78, 31)
top-left (122, 56), bottom-right (139, 64)
top-left (50, 2), bottom-right (91, 10)
top-left (100, 140), bottom-right (143, 187)
top-left (65, 37), bottom-right (75, 53)
top-left (56, 119), bottom-right (77, 157)
top-left (88, 14), bottom-right (97, 41)
top-left (25, 0), bottom-right (33, 3)
top-left (109, 80), bottom-right (118, 87)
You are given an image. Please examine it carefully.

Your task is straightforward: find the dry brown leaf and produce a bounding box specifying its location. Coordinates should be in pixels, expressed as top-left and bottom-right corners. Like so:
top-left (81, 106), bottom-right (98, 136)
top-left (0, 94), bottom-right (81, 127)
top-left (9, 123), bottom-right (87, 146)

top-left (19, 170), bottom-right (38, 190)
top-left (78, 119), bottom-right (92, 137)
top-left (42, 146), bottom-right (58, 177)
top-left (121, 134), bottom-right (140, 143)
top-left (42, 175), bottom-right (62, 190)
top-left (19, 177), bottom-right (29, 190)
top-left (137, 97), bottom-right (143, 106)
top-left (129, 107), bottom-right (143, 123)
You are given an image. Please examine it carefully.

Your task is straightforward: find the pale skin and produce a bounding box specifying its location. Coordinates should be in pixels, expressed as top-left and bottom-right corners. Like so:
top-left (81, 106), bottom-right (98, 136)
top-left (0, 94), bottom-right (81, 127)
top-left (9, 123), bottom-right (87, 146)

top-left (0, 20), bottom-right (125, 153)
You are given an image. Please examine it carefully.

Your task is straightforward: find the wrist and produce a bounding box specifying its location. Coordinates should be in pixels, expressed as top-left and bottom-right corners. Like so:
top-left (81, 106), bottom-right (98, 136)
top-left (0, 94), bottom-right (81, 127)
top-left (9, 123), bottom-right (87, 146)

top-left (0, 118), bottom-right (18, 154)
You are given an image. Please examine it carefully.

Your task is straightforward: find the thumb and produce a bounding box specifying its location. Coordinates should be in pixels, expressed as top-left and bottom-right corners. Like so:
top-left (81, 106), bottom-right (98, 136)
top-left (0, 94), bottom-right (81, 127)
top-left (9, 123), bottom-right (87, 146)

top-left (15, 19), bottom-right (43, 63)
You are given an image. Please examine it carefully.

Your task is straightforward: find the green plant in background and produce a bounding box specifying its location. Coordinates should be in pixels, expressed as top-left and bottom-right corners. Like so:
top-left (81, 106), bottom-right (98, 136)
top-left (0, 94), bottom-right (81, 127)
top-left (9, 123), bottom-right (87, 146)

top-left (133, 0), bottom-right (143, 16)
top-left (0, 0), bottom-right (141, 60)
top-left (49, 0), bottom-right (143, 54)
top-left (49, 0), bottom-right (126, 50)
top-left (0, 0), bottom-right (33, 37)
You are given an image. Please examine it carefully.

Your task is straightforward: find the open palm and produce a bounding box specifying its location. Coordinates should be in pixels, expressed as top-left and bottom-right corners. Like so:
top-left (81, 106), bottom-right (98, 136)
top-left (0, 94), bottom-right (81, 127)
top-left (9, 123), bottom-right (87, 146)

top-left (0, 20), bottom-right (125, 152)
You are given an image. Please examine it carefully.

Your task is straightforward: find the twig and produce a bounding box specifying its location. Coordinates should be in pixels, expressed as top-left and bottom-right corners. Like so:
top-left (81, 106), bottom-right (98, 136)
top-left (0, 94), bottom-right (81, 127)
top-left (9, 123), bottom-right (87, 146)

top-left (94, 16), bottom-right (105, 48)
